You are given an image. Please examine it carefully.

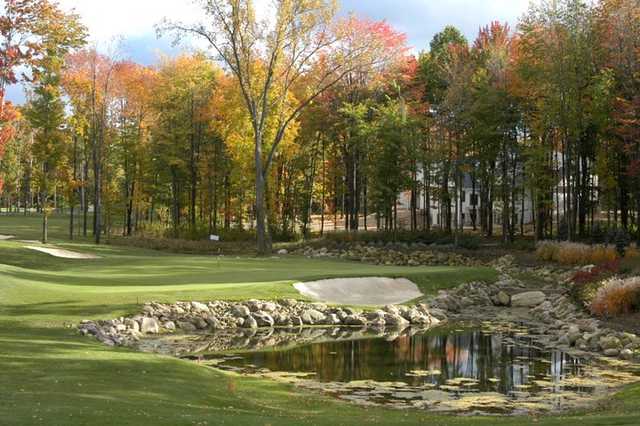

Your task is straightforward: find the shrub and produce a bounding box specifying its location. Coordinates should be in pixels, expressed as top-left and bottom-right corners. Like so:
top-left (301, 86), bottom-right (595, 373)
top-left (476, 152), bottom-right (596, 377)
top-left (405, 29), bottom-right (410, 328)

top-left (626, 246), bottom-right (640, 259)
top-left (590, 276), bottom-right (640, 317)
top-left (570, 260), bottom-right (620, 304)
top-left (319, 230), bottom-right (483, 248)
top-left (571, 259), bottom-right (620, 286)
top-left (109, 236), bottom-right (256, 255)
top-left (535, 241), bottom-right (618, 265)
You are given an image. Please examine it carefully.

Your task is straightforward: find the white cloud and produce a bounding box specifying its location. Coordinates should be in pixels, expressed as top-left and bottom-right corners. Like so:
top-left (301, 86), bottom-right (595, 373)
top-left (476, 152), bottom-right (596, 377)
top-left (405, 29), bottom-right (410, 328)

top-left (57, 0), bottom-right (203, 44)
top-left (6, 0), bottom-right (535, 103)
top-left (58, 0), bottom-right (275, 45)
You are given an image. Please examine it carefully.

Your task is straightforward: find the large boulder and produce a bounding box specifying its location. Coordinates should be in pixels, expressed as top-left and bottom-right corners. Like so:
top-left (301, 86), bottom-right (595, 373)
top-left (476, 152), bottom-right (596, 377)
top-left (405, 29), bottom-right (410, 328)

top-left (567, 325), bottom-right (581, 345)
top-left (252, 311), bottom-right (275, 327)
top-left (599, 336), bottom-right (622, 351)
top-left (384, 313), bottom-right (410, 329)
top-left (344, 315), bottom-right (367, 326)
top-left (492, 291), bottom-right (511, 307)
top-left (191, 301), bottom-right (210, 313)
top-left (140, 317), bottom-right (159, 334)
top-left (124, 318), bottom-right (140, 332)
top-left (511, 291), bottom-right (546, 307)
top-left (261, 302), bottom-right (279, 313)
top-left (205, 316), bottom-right (222, 329)
top-left (301, 309), bottom-right (326, 325)
top-left (193, 317), bottom-right (209, 330)
top-left (242, 316), bottom-right (258, 329)
top-left (177, 321), bottom-right (197, 332)
top-left (232, 305), bottom-right (251, 318)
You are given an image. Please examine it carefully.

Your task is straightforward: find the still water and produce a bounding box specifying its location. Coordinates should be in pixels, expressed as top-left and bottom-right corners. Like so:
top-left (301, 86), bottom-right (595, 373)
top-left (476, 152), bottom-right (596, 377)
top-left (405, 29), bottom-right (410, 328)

top-left (215, 327), bottom-right (588, 394)
top-left (140, 325), bottom-right (639, 414)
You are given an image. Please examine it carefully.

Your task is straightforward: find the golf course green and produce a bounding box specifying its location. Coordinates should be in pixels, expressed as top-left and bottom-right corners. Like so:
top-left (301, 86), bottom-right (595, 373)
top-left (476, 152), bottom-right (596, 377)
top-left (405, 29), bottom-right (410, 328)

top-left (1, 215), bottom-right (639, 425)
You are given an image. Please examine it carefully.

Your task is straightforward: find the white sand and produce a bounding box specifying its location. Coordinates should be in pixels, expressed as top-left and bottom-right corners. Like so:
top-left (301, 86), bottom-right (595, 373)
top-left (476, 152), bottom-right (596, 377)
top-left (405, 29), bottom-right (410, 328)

top-left (293, 277), bottom-right (423, 306)
top-left (0, 235), bottom-right (14, 240)
top-left (25, 246), bottom-right (99, 259)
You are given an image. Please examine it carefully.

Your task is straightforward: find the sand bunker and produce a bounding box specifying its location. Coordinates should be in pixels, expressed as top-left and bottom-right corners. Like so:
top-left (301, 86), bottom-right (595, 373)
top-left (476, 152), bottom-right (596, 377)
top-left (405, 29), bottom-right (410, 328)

top-left (0, 235), bottom-right (14, 240)
top-left (294, 277), bottom-right (423, 305)
top-left (25, 246), bottom-right (99, 259)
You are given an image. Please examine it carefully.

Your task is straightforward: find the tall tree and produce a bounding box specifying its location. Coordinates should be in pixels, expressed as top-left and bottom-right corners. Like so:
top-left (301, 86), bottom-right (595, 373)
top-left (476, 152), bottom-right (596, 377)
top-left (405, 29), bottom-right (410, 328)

top-left (24, 1), bottom-right (86, 242)
top-left (162, 0), bottom-right (401, 254)
top-left (0, 0), bottom-right (54, 190)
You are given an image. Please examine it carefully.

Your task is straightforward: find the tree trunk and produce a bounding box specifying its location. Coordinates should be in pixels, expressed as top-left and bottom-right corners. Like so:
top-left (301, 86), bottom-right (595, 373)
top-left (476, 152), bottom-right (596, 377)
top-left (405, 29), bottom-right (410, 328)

top-left (255, 128), bottom-right (271, 255)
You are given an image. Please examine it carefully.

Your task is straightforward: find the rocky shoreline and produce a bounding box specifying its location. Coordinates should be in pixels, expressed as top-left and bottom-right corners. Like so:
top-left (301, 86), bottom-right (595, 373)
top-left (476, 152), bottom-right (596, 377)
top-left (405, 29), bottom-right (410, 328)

top-left (78, 254), bottom-right (640, 363)
top-left (78, 299), bottom-right (441, 347)
top-left (286, 242), bottom-right (480, 267)
top-left (423, 255), bottom-right (640, 362)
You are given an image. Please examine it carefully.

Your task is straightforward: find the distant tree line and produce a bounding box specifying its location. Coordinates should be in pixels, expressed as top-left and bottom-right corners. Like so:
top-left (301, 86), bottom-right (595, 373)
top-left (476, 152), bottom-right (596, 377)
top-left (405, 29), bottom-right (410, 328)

top-left (0, 0), bottom-right (638, 250)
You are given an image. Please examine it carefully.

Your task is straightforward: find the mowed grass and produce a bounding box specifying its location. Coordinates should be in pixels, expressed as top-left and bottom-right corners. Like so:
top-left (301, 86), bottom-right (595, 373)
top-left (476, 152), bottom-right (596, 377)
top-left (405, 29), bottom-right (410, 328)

top-left (1, 214), bottom-right (640, 425)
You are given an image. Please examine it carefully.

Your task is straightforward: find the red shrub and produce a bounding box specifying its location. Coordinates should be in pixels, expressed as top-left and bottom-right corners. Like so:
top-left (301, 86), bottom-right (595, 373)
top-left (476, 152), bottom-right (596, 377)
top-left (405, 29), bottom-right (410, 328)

top-left (571, 259), bottom-right (620, 286)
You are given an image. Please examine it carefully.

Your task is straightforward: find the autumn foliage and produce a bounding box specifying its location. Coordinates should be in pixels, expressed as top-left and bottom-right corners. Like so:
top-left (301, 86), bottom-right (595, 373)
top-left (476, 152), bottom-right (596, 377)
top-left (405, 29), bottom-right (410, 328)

top-left (590, 276), bottom-right (640, 317)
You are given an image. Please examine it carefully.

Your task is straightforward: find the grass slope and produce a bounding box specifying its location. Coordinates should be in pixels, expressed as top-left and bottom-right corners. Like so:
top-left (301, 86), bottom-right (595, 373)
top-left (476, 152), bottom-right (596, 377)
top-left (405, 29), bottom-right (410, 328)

top-left (0, 215), bottom-right (639, 425)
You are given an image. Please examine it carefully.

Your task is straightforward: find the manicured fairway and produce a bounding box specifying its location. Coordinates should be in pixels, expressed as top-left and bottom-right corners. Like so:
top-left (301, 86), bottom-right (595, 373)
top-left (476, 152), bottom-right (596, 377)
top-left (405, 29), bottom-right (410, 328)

top-left (1, 217), bottom-right (640, 425)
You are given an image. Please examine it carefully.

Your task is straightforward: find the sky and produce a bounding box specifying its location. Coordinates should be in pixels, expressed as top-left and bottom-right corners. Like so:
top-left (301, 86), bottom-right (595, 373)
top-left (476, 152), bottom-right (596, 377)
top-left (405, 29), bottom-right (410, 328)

top-left (5, 0), bottom-right (534, 104)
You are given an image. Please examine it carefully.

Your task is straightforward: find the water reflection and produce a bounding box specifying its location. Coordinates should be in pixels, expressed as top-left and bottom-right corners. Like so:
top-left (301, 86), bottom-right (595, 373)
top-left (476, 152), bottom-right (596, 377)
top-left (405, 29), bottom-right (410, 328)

top-left (139, 325), bottom-right (639, 413)
top-left (214, 328), bottom-right (588, 395)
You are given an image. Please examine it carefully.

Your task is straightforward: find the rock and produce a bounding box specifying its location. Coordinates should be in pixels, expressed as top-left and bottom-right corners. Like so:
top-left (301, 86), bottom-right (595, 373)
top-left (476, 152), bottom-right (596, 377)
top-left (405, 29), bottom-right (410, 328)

top-left (301, 309), bottom-right (326, 325)
top-left (277, 249), bottom-right (288, 255)
top-left (177, 321), bottom-right (197, 332)
top-left (599, 336), bottom-right (622, 351)
top-left (261, 302), bottom-right (278, 313)
top-left (246, 300), bottom-right (262, 312)
top-left (191, 301), bottom-right (210, 313)
top-left (96, 332), bottom-right (115, 346)
top-left (142, 304), bottom-right (155, 315)
top-left (193, 317), bottom-right (209, 330)
top-left (124, 318), bottom-right (140, 332)
top-left (252, 311), bottom-right (275, 327)
top-left (242, 316), bottom-right (258, 329)
top-left (164, 321), bottom-right (176, 331)
top-left (407, 309), bottom-right (430, 324)
top-left (365, 310), bottom-right (385, 321)
top-left (369, 317), bottom-right (386, 328)
top-left (620, 348), bottom-right (634, 360)
top-left (604, 348), bottom-right (620, 357)
top-left (232, 305), bottom-right (251, 318)
top-left (567, 325), bottom-right (581, 345)
top-left (79, 323), bottom-right (99, 336)
top-left (344, 315), bottom-right (367, 326)
top-left (492, 291), bottom-right (511, 306)
top-left (557, 334), bottom-right (571, 346)
top-left (140, 317), bottom-right (160, 334)
top-left (205, 316), bottom-right (222, 329)
top-left (326, 313), bottom-right (342, 326)
top-left (384, 305), bottom-right (401, 315)
top-left (511, 291), bottom-right (546, 307)
top-left (273, 313), bottom-right (290, 326)
top-left (384, 313), bottom-right (410, 329)
top-left (429, 308), bottom-right (448, 321)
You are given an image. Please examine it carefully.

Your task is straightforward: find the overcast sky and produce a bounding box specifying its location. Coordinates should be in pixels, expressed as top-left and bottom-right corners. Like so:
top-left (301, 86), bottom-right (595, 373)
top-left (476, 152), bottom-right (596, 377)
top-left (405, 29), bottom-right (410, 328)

top-left (6, 0), bottom-right (534, 103)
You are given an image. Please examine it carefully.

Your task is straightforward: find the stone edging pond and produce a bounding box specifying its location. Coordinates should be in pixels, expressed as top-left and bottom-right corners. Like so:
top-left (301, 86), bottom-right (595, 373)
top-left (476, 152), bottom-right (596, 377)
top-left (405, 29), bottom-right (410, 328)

top-left (78, 298), bottom-right (442, 347)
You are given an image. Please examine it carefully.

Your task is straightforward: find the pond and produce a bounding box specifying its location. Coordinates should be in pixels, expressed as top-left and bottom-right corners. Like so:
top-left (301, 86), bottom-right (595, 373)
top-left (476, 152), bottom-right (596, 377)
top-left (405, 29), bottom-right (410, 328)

top-left (138, 324), bottom-right (640, 415)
